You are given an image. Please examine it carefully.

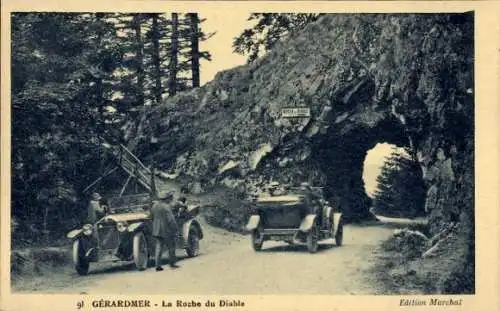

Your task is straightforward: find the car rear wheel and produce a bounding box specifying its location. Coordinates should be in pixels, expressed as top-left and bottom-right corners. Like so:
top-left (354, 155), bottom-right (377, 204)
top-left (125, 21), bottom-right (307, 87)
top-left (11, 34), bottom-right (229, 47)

top-left (251, 227), bottom-right (264, 251)
top-left (72, 240), bottom-right (89, 276)
top-left (133, 232), bottom-right (149, 271)
top-left (306, 225), bottom-right (319, 253)
top-left (186, 227), bottom-right (200, 257)
top-left (335, 220), bottom-right (344, 246)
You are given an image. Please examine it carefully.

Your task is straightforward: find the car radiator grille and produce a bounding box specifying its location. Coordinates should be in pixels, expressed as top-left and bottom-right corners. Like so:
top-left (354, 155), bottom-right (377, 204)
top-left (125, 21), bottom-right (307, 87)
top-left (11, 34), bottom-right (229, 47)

top-left (98, 225), bottom-right (120, 250)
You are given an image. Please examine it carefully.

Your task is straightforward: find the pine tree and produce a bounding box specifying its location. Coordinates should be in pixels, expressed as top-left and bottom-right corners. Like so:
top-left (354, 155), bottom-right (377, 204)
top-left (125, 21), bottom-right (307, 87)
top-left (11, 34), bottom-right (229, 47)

top-left (132, 14), bottom-right (146, 107)
top-left (11, 12), bottom-right (121, 237)
top-left (168, 13), bottom-right (179, 96)
top-left (372, 147), bottom-right (426, 218)
top-left (114, 13), bottom-right (150, 111)
top-left (188, 13), bottom-right (200, 88)
top-left (11, 12), bottom-right (215, 240)
top-left (175, 13), bottom-right (213, 90)
top-left (149, 13), bottom-right (163, 105)
top-left (233, 13), bottom-right (323, 62)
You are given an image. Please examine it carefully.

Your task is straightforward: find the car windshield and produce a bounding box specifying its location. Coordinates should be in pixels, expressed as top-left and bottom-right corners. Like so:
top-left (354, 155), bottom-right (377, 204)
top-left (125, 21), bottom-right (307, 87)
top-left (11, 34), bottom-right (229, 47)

top-left (255, 195), bottom-right (304, 207)
top-left (107, 193), bottom-right (151, 213)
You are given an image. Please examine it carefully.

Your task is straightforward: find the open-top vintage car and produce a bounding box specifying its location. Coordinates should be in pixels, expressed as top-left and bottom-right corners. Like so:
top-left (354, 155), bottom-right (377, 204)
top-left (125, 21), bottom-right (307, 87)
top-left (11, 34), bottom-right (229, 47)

top-left (67, 193), bottom-right (203, 275)
top-left (245, 186), bottom-right (343, 253)
top-left (66, 144), bottom-right (203, 275)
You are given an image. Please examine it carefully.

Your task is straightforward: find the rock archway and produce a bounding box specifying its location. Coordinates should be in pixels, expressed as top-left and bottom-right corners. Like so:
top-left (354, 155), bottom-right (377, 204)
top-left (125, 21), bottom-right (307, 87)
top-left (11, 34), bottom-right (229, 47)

top-left (132, 13), bottom-right (473, 232)
top-left (311, 114), bottom-right (411, 221)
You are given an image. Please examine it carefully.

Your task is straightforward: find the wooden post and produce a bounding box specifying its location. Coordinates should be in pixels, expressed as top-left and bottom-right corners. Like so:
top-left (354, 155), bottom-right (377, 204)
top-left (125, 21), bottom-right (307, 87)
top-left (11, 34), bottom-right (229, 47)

top-left (120, 175), bottom-right (132, 197)
top-left (150, 164), bottom-right (157, 199)
top-left (82, 167), bottom-right (118, 194)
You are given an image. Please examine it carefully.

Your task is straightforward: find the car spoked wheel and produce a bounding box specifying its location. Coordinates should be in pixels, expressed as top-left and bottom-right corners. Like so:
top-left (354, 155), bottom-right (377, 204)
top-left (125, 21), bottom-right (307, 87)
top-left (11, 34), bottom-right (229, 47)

top-left (186, 227), bottom-right (200, 257)
top-left (306, 224), bottom-right (319, 253)
top-left (133, 232), bottom-right (149, 271)
top-left (72, 240), bottom-right (89, 276)
top-left (335, 220), bottom-right (344, 247)
top-left (251, 226), bottom-right (264, 251)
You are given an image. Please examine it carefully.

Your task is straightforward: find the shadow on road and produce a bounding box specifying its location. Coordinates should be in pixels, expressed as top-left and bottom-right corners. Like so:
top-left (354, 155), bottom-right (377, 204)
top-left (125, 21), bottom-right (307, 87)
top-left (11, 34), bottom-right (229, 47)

top-left (86, 253), bottom-right (200, 276)
top-left (259, 242), bottom-right (338, 253)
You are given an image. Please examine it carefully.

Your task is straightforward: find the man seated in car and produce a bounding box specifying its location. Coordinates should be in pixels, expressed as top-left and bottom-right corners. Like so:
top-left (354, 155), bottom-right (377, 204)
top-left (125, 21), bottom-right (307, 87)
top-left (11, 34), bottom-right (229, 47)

top-left (299, 183), bottom-right (324, 218)
top-left (172, 196), bottom-right (188, 218)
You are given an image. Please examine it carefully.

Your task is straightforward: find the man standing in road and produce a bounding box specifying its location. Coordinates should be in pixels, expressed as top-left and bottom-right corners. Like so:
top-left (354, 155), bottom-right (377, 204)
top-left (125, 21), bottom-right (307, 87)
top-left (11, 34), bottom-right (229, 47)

top-left (151, 191), bottom-right (180, 271)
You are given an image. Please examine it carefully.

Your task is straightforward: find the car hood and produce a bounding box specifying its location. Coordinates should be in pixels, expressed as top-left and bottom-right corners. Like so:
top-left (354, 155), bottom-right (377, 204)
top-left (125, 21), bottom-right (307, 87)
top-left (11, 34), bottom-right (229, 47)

top-left (100, 212), bottom-right (150, 223)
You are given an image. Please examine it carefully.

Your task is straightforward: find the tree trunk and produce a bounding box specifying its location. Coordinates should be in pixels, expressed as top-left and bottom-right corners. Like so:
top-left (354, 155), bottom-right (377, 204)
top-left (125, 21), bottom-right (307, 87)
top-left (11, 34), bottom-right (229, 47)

top-left (43, 205), bottom-right (50, 243)
top-left (189, 13), bottom-right (200, 88)
top-left (127, 14), bottom-right (146, 152)
top-left (168, 13), bottom-right (179, 96)
top-left (133, 14), bottom-right (145, 106)
top-left (151, 14), bottom-right (163, 105)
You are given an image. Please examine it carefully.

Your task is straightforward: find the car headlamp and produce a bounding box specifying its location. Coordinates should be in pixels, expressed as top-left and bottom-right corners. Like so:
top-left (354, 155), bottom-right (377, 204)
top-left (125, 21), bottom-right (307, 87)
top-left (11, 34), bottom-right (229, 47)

top-left (83, 224), bottom-right (93, 236)
top-left (117, 221), bottom-right (127, 232)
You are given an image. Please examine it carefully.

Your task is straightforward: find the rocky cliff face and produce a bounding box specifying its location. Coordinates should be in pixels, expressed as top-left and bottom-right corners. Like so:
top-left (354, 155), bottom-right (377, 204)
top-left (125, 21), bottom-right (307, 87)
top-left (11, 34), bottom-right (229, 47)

top-left (130, 13), bottom-right (473, 233)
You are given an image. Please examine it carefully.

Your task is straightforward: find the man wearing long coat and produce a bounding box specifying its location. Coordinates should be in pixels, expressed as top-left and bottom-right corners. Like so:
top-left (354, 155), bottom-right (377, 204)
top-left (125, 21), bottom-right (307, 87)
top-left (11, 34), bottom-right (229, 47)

top-left (151, 191), bottom-right (179, 270)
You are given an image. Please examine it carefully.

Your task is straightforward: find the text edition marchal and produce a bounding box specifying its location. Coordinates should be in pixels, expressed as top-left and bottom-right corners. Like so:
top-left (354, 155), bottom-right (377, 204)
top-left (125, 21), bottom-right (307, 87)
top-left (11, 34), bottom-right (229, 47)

top-left (400, 298), bottom-right (463, 307)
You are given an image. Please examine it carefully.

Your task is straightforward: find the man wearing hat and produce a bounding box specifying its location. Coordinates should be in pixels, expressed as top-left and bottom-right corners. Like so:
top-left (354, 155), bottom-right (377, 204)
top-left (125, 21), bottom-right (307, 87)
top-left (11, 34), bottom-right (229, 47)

top-left (87, 192), bottom-right (106, 224)
top-left (85, 192), bottom-right (106, 257)
top-left (299, 182), bottom-right (322, 216)
top-left (151, 191), bottom-right (179, 271)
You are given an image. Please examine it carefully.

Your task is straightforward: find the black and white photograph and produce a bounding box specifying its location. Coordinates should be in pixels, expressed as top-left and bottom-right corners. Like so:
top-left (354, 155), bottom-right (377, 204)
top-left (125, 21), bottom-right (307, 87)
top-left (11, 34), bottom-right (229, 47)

top-left (1, 2), bottom-right (499, 310)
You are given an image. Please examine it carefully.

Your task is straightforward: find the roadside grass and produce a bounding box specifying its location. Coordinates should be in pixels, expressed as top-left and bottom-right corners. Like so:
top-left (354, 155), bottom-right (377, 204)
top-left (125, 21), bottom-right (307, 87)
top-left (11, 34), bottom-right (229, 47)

top-left (370, 221), bottom-right (474, 295)
top-left (11, 245), bottom-right (75, 292)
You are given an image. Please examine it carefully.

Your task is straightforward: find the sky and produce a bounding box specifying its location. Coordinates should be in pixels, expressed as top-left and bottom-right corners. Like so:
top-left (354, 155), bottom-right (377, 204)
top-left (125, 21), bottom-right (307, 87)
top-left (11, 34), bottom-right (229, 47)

top-left (199, 11), bottom-right (252, 85)
top-left (197, 12), bottom-right (396, 196)
top-left (364, 143), bottom-right (401, 197)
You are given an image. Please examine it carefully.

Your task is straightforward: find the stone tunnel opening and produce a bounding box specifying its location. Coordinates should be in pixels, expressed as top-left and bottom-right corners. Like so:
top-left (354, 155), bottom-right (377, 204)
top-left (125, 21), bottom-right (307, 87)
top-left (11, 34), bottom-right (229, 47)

top-left (311, 116), bottom-right (413, 222)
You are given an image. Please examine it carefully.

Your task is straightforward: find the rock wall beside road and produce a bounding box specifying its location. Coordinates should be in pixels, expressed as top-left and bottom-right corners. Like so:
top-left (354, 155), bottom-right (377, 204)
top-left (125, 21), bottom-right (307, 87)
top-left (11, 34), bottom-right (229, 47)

top-left (130, 13), bottom-right (474, 236)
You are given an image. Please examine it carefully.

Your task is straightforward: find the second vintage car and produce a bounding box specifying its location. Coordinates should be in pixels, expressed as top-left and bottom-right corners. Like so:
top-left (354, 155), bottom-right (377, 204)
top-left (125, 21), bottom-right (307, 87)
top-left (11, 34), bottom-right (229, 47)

top-left (245, 185), bottom-right (343, 253)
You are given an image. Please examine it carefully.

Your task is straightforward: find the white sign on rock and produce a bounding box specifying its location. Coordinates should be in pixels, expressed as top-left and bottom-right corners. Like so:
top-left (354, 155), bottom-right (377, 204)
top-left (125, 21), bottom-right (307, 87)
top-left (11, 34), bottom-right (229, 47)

top-left (281, 107), bottom-right (311, 118)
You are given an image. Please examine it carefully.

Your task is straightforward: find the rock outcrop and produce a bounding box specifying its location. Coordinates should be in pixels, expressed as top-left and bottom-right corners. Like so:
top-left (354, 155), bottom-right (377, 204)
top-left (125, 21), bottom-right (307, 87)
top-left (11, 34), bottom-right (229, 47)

top-left (130, 13), bottom-right (473, 233)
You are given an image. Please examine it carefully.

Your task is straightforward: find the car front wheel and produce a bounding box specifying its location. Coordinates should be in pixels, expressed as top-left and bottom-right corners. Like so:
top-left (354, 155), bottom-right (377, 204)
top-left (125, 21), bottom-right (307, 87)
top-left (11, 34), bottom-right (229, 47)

top-left (133, 232), bottom-right (149, 271)
top-left (335, 221), bottom-right (344, 246)
top-left (186, 227), bottom-right (200, 257)
top-left (306, 225), bottom-right (319, 253)
top-left (72, 240), bottom-right (89, 276)
top-left (251, 227), bottom-right (264, 251)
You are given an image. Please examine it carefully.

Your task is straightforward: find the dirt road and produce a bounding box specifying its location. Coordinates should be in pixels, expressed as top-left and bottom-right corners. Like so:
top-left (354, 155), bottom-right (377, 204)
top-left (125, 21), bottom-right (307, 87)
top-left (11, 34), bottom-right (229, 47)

top-left (15, 222), bottom-right (395, 294)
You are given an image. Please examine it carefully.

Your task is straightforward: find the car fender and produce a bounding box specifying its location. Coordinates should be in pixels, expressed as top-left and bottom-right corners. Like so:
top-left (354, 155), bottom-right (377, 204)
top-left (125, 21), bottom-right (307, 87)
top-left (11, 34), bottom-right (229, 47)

top-left (299, 214), bottom-right (317, 232)
top-left (127, 222), bottom-right (145, 233)
top-left (245, 215), bottom-right (260, 232)
top-left (332, 213), bottom-right (343, 235)
top-left (182, 219), bottom-right (203, 241)
top-left (67, 229), bottom-right (83, 239)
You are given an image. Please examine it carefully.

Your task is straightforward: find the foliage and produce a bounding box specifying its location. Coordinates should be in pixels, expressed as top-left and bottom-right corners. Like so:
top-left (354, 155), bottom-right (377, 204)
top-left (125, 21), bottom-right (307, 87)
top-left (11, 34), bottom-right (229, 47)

top-left (11, 12), bottom-right (213, 241)
top-left (233, 13), bottom-right (323, 62)
top-left (12, 13), bottom-right (114, 239)
top-left (372, 148), bottom-right (426, 218)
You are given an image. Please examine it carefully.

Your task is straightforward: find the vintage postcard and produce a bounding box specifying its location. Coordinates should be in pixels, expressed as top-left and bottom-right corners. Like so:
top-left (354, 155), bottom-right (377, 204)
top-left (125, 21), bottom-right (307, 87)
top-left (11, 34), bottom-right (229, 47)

top-left (1, 1), bottom-right (499, 311)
